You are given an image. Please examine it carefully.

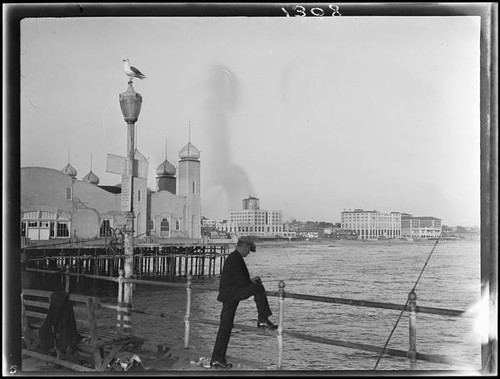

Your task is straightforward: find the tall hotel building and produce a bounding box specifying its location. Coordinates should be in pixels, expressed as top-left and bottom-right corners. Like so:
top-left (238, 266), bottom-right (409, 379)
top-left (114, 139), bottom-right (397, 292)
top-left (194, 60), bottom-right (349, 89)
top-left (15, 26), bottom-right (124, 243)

top-left (341, 209), bottom-right (402, 240)
top-left (229, 197), bottom-right (283, 237)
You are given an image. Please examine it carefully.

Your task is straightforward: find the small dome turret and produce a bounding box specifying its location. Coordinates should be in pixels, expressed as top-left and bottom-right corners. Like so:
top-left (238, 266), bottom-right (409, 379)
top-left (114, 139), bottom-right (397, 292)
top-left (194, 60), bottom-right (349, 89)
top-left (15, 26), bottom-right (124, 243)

top-left (156, 159), bottom-right (176, 176)
top-left (157, 139), bottom-right (177, 193)
top-left (179, 142), bottom-right (200, 161)
top-left (83, 170), bottom-right (100, 185)
top-left (62, 163), bottom-right (77, 179)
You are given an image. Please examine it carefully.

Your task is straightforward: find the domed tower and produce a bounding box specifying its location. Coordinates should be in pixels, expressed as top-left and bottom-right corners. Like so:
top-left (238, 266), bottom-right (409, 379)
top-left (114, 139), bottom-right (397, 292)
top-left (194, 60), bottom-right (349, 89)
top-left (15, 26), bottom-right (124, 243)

top-left (82, 155), bottom-right (100, 185)
top-left (178, 136), bottom-right (201, 240)
top-left (179, 141), bottom-right (200, 161)
top-left (156, 140), bottom-right (176, 194)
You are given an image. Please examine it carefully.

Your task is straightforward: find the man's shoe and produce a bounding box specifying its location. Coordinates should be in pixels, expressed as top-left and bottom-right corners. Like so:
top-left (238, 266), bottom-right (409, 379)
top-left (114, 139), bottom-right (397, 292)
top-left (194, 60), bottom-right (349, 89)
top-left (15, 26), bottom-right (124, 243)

top-left (211, 360), bottom-right (233, 369)
top-left (257, 318), bottom-right (278, 329)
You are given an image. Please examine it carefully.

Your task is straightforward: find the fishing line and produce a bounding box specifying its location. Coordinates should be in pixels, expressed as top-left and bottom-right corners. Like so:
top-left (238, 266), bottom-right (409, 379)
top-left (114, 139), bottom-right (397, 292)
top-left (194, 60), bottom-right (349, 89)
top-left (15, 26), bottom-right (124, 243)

top-left (373, 233), bottom-right (442, 370)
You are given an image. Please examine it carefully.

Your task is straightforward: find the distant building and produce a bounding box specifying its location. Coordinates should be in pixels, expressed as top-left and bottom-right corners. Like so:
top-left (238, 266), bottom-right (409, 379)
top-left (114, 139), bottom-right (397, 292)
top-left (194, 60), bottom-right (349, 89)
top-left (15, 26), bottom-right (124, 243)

top-left (294, 223), bottom-right (323, 239)
top-left (229, 197), bottom-right (284, 237)
top-left (341, 209), bottom-right (402, 240)
top-left (327, 227), bottom-right (358, 240)
top-left (401, 214), bottom-right (442, 239)
top-left (202, 218), bottom-right (239, 235)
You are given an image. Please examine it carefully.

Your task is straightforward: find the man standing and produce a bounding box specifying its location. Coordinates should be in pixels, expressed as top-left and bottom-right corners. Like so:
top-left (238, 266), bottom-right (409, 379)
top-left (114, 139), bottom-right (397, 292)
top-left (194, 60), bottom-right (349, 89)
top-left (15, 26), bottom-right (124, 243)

top-left (210, 236), bottom-right (277, 369)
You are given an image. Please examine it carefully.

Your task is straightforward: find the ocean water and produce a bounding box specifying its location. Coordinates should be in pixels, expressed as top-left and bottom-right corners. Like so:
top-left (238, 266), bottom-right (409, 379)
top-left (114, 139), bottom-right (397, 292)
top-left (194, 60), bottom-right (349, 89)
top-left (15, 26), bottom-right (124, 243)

top-left (71, 238), bottom-right (482, 371)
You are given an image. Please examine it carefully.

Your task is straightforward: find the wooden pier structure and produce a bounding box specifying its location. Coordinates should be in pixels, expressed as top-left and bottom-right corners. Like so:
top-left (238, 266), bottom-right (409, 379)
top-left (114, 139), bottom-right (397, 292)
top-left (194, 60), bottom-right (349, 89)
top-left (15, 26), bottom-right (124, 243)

top-left (22, 244), bottom-right (230, 281)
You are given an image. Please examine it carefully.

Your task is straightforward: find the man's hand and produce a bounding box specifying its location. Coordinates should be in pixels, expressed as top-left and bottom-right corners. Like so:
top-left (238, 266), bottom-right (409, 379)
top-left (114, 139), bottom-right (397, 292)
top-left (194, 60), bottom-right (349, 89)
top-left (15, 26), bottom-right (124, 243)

top-left (252, 276), bottom-right (262, 284)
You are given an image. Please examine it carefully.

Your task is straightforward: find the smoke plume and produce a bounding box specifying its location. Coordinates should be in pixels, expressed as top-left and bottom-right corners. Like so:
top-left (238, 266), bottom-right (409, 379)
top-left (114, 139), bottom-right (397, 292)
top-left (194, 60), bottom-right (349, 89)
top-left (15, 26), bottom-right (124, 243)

top-left (202, 65), bottom-right (255, 219)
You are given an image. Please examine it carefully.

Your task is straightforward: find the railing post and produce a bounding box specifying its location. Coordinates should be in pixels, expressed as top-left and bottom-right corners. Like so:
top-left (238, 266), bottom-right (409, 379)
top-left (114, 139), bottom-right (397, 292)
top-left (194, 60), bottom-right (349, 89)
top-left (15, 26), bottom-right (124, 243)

top-left (117, 269), bottom-right (124, 330)
top-left (408, 291), bottom-right (417, 369)
top-left (277, 280), bottom-right (285, 370)
top-left (65, 265), bottom-right (70, 293)
top-left (184, 272), bottom-right (192, 349)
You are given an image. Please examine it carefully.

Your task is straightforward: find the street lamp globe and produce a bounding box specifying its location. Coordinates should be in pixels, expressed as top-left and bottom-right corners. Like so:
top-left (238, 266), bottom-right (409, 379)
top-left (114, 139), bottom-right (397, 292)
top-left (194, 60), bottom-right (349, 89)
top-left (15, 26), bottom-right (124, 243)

top-left (119, 81), bottom-right (142, 123)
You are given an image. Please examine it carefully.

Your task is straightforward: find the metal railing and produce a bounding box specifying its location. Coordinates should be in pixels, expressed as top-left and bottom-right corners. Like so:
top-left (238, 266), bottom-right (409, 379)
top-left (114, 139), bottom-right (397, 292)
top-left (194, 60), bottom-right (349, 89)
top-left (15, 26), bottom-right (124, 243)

top-left (26, 266), bottom-right (478, 371)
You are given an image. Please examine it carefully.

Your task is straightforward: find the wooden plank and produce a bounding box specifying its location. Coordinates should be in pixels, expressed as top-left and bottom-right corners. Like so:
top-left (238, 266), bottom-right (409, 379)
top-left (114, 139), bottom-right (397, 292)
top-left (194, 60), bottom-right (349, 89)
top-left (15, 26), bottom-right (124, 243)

top-left (98, 303), bottom-right (120, 311)
top-left (22, 349), bottom-right (96, 372)
top-left (74, 318), bottom-right (89, 329)
top-left (24, 300), bottom-right (50, 309)
top-left (85, 297), bottom-right (98, 343)
top-left (96, 333), bottom-right (135, 342)
top-left (73, 306), bottom-right (90, 315)
top-left (70, 293), bottom-right (99, 303)
top-left (22, 289), bottom-right (53, 297)
top-left (25, 310), bottom-right (48, 319)
top-left (25, 319), bottom-right (43, 327)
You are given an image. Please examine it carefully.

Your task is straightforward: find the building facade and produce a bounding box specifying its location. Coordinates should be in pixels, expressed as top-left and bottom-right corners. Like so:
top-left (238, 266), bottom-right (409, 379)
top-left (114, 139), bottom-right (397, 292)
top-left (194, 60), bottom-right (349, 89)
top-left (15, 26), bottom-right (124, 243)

top-left (341, 209), bottom-right (402, 240)
top-left (21, 140), bottom-right (202, 244)
top-left (341, 209), bottom-right (442, 240)
top-left (228, 197), bottom-right (284, 237)
top-left (401, 214), bottom-right (442, 239)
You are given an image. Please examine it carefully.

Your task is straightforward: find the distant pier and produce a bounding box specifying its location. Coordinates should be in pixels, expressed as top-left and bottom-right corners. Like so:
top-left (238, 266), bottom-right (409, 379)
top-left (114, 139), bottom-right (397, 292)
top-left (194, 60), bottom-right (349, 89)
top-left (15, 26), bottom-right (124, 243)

top-left (23, 244), bottom-right (230, 280)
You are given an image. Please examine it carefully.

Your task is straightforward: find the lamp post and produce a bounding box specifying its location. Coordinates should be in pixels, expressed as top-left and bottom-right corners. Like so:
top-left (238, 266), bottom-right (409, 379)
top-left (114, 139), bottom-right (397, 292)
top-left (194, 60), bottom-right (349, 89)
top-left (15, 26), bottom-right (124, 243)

top-left (119, 80), bottom-right (142, 318)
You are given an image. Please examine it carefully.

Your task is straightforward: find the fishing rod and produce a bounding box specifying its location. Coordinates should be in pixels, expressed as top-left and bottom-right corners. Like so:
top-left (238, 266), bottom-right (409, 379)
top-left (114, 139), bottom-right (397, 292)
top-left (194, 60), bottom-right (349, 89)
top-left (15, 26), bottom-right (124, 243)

top-left (373, 233), bottom-right (442, 370)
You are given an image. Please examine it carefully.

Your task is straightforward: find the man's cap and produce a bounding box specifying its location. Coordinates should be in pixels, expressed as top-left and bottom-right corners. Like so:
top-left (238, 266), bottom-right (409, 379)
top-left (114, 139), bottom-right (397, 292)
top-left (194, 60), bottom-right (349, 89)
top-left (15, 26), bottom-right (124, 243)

top-left (237, 236), bottom-right (256, 251)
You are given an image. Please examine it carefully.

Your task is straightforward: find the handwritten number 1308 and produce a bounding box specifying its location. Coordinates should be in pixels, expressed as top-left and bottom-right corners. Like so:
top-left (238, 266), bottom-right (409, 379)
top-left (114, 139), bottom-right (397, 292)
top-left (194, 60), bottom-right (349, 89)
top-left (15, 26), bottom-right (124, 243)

top-left (281, 5), bottom-right (341, 17)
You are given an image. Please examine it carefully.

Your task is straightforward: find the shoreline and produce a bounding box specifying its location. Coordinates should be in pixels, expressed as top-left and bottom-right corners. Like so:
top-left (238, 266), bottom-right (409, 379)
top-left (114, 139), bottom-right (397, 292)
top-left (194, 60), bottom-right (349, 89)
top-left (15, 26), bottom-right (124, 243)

top-left (256, 236), bottom-right (480, 248)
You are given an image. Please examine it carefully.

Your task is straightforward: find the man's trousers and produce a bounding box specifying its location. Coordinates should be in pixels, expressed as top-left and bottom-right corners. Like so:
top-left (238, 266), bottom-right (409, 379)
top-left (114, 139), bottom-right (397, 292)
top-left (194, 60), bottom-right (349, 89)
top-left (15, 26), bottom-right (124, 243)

top-left (211, 282), bottom-right (272, 363)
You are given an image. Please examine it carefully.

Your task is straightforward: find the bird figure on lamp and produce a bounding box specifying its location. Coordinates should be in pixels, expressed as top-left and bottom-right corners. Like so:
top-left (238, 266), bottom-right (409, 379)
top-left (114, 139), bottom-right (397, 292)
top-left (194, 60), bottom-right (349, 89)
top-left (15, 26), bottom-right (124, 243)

top-left (122, 59), bottom-right (147, 82)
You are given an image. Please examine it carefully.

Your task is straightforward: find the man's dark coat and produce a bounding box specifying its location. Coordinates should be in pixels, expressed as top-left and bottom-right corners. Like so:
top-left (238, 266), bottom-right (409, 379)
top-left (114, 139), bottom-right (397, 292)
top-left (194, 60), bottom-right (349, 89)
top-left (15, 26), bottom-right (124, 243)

top-left (217, 250), bottom-right (253, 303)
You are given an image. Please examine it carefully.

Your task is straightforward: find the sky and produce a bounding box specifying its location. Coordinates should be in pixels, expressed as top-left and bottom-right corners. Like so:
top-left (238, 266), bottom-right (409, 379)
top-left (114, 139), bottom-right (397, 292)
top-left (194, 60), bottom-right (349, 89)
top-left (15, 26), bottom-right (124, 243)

top-left (19, 13), bottom-right (482, 226)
